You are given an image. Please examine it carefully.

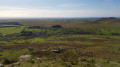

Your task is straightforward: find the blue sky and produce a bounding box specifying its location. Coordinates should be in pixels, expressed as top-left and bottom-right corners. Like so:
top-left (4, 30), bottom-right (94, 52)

top-left (0, 0), bottom-right (120, 17)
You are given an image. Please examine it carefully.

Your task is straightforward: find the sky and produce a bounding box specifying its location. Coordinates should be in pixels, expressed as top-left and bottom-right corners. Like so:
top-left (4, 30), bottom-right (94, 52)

top-left (0, 0), bottom-right (120, 18)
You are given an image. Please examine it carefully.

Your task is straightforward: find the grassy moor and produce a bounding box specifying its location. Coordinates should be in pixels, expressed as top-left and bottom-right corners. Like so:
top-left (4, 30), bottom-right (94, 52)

top-left (0, 18), bottom-right (120, 67)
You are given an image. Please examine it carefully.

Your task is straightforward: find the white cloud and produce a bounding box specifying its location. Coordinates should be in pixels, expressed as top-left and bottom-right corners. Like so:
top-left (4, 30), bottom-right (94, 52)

top-left (0, 6), bottom-right (119, 17)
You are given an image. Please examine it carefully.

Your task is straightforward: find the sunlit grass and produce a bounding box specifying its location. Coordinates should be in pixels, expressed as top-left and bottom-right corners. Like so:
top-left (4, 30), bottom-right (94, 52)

top-left (0, 26), bottom-right (25, 36)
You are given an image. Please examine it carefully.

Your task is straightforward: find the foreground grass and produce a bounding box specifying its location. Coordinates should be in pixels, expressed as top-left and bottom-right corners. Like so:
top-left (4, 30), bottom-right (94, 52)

top-left (0, 49), bottom-right (28, 60)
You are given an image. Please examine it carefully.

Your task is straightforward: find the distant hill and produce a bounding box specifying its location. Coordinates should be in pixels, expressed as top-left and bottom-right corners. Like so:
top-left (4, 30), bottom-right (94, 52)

top-left (93, 17), bottom-right (120, 24)
top-left (0, 22), bottom-right (22, 25)
top-left (0, 18), bottom-right (120, 29)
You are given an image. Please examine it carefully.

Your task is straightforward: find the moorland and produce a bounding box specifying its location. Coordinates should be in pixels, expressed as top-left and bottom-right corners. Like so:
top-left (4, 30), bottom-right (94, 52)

top-left (0, 17), bottom-right (120, 67)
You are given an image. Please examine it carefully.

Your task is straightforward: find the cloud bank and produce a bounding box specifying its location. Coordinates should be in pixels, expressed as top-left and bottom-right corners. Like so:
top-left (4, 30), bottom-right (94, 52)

top-left (0, 6), bottom-right (119, 17)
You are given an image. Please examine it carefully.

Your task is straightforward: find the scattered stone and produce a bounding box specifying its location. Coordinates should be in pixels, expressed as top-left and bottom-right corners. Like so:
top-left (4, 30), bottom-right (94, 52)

top-left (51, 47), bottom-right (66, 53)
top-left (36, 58), bottom-right (42, 60)
top-left (51, 50), bottom-right (59, 52)
top-left (0, 63), bottom-right (3, 67)
top-left (20, 55), bottom-right (31, 58)
top-left (42, 50), bottom-right (47, 52)
top-left (13, 62), bottom-right (20, 65)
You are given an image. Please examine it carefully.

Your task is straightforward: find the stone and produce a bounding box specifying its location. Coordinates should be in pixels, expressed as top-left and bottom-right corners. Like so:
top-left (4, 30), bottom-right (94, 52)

top-left (0, 63), bottom-right (3, 67)
top-left (20, 55), bottom-right (31, 58)
top-left (36, 58), bottom-right (42, 60)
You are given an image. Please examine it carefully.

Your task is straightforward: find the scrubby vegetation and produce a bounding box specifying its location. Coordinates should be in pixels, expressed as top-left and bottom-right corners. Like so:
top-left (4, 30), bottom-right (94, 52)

top-left (0, 17), bottom-right (120, 67)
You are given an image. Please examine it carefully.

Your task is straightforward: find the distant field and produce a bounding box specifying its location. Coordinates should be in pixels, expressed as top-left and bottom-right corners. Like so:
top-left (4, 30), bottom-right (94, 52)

top-left (0, 18), bottom-right (120, 29)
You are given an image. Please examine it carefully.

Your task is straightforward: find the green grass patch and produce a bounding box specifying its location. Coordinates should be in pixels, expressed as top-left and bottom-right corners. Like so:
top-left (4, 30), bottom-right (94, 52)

top-left (30, 38), bottom-right (47, 43)
top-left (0, 26), bottom-right (26, 36)
top-left (0, 49), bottom-right (28, 60)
